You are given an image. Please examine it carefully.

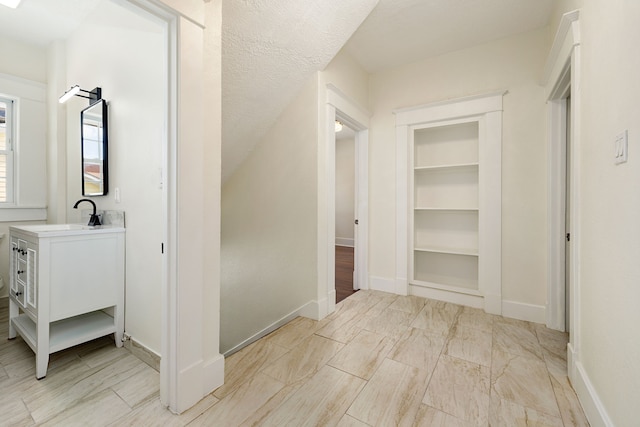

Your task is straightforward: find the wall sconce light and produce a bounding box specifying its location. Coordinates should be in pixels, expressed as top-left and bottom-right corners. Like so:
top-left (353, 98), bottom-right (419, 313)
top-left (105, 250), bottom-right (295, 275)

top-left (59, 85), bottom-right (102, 104)
top-left (335, 120), bottom-right (343, 132)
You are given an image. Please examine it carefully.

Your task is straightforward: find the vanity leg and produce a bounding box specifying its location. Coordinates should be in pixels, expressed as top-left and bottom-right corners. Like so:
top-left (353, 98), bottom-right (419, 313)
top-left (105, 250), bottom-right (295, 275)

top-left (36, 352), bottom-right (49, 379)
top-left (8, 299), bottom-right (17, 339)
top-left (35, 317), bottom-right (50, 379)
top-left (114, 305), bottom-right (124, 348)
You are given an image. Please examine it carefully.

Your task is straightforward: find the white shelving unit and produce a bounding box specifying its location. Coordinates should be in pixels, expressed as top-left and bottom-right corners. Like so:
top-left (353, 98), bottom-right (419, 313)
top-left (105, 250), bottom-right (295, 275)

top-left (396, 92), bottom-right (503, 313)
top-left (411, 122), bottom-right (480, 292)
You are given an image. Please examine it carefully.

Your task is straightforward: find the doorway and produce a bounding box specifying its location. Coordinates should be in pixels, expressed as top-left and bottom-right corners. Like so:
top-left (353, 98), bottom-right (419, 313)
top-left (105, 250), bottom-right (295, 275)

top-left (564, 94), bottom-right (571, 332)
top-left (335, 122), bottom-right (357, 303)
top-left (324, 85), bottom-right (370, 316)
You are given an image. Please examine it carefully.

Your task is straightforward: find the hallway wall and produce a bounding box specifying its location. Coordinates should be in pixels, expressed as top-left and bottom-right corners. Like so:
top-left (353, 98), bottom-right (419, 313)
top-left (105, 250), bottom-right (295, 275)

top-left (368, 28), bottom-right (549, 312)
top-left (220, 77), bottom-right (318, 354)
top-left (550, 0), bottom-right (640, 424)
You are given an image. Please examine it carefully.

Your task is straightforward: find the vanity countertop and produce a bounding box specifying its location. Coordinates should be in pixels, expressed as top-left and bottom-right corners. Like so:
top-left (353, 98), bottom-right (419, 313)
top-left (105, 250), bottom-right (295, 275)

top-left (10, 224), bottom-right (125, 238)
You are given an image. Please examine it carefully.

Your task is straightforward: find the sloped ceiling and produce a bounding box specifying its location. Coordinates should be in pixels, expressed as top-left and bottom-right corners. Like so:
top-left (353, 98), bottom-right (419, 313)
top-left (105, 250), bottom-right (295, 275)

top-left (221, 0), bottom-right (379, 181)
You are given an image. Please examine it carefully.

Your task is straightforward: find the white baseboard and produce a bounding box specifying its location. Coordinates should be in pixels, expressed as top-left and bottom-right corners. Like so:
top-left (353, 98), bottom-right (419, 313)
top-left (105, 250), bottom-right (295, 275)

top-left (299, 297), bottom-right (327, 320)
top-left (335, 237), bottom-right (354, 247)
top-left (571, 358), bottom-right (614, 427)
top-left (409, 284), bottom-right (483, 309)
top-left (177, 359), bottom-right (205, 413)
top-left (203, 354), bottom-right (225, 396)
top-left (501, 300), bottom-right (546, 324)
top-left (369, 276), bottom-right (399, 294)
top-left (222, 300), bottom-right (318, 357)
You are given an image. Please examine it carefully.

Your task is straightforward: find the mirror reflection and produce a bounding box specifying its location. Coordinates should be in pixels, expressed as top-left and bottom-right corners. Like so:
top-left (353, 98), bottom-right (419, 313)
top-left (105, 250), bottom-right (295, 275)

top-left (81, 99), bottom-right (108, 196)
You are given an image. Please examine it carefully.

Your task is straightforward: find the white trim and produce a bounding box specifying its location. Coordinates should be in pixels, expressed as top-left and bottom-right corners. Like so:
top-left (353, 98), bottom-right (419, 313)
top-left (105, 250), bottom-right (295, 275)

top-left (335, 237), bottom-right (354, 247)
top-left (546, 13), bottom-right (585, 421)
top-left (545, 10), bottom-right (581, 338)
top-left (395, 92), bottom-right (504, 314)
top-left (501, 300), bottom-right (546, 324)
top-left (572, 360), bottom-right (614, 427)
top-left (542, 10), bottom-right (580, 86)
top-left (0, 208), bottom-right (47, 222)
top-left (323, 85), bottom-right (370, 317)
top-left (222, 299), bottom-right (320, 356)
top-left (409, 284), bottom-right (483, 309)
top-left (394, 90), bottom-right (506, 126)
top-left (370, 276), bottom-right (401, 294)
top-left (202, 354), bottom-right (225, 396)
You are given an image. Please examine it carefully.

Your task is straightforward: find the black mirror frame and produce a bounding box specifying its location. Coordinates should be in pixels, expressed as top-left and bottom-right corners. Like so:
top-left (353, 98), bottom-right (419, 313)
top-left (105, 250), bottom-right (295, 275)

top-left (80, 99), bottom-right (108, 196)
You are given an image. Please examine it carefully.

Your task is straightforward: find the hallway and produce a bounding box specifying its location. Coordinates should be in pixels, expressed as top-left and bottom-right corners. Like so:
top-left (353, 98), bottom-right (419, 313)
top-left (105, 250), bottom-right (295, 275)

top-left (199, 291), bottom-right (588, 425)
top-left (0, 291), bottom-right (588, 425)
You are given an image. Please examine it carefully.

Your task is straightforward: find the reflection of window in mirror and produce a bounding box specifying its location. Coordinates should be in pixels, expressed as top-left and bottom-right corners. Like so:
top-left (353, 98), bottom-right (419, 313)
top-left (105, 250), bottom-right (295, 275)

top-left (0, 97), bottom-right (15, 203)
top-left (83, 119), bottom-right (104, 195)
top-left (81, 99), bottom-right (108, 196)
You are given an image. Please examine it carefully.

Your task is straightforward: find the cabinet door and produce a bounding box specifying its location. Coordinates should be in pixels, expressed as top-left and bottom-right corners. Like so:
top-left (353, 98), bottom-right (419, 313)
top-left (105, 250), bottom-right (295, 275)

top-left (26, 247), bottom-right (37, 310)
top-left (11, 238), bottom-right (27, 307)
top-left (10, 239), bottom-right (17, 293)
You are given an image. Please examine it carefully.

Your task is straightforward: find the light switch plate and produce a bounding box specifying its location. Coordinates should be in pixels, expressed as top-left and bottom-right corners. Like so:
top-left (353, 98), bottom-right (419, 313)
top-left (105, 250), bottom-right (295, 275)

top-left (615, 130), bottom-right (628, 164)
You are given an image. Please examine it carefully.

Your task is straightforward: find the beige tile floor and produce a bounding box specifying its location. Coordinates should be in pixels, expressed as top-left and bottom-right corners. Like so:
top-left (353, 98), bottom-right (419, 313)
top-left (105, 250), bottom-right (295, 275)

top-left (0, 291), bottom-right (589, 426)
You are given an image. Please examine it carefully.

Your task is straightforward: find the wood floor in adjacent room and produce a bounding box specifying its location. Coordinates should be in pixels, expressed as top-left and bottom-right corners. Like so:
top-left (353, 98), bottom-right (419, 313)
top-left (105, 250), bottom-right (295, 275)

top-left (335, 245), bottom-right (357, 304)
top-left (0, 291), bottom-right (589, 426)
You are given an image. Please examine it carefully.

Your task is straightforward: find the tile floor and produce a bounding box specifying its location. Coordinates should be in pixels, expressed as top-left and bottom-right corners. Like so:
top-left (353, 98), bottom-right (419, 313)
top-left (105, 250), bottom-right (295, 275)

top-left (0, 290), bottom-right (589, 426)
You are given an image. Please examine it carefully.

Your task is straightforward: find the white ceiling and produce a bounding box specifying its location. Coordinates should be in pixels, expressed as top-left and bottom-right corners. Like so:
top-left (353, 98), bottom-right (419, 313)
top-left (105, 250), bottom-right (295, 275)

top-left (0, 0), bottom-right (102, 47)
top-left (345, 0), bottom-right (555, 73)
top-left (0, 0), bottom-right (555, 181)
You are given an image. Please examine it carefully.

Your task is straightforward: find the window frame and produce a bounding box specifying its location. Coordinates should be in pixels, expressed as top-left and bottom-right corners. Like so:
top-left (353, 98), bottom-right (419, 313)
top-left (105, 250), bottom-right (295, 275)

top-left (0, 94), bottom-right (16, 205)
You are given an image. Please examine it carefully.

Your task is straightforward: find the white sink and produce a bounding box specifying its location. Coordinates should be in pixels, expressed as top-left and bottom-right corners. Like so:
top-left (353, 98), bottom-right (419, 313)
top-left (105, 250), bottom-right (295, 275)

top-left (21, 224), bottom-right (94, 232)
top-left (10, 224), bottom-right (125, 237)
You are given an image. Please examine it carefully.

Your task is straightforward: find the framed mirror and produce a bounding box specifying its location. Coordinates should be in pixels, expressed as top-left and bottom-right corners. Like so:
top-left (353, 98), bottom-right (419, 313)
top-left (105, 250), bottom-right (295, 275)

top-left (81, 99), bottom-right (108, 196)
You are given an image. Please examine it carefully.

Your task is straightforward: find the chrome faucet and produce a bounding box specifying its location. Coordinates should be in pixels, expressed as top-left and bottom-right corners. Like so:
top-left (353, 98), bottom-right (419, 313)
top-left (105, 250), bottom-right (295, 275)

top-left (73, 199), bottom-right (101, 226)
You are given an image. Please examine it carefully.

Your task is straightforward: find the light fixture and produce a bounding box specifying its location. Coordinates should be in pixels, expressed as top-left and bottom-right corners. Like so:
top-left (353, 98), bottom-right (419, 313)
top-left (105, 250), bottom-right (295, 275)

top-left (0, 0), bottom-right (22, 9)
top-left (335, 120), bottom-right (343, 132)
top-left (59, 85), bottom-right (102, 104)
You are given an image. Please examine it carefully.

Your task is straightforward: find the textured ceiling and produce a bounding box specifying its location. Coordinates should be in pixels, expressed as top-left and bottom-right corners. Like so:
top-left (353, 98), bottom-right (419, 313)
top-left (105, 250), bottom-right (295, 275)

top-left (344, 0), bottom-right (555, 72)
top-left (221, 0), bottom-right (379, 181)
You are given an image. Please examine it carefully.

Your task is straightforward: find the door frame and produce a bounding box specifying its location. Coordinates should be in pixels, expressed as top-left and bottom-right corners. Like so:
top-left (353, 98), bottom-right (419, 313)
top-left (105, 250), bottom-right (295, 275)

top-left (544, 10), bottom-right (581, 370)
top-left (324, 84), bottom-right (369, 315)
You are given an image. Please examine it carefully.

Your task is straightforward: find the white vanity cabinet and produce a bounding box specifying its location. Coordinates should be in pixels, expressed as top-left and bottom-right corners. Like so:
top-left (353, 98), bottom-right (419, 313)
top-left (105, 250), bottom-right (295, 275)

top-left (8, 224), bottom-right (125, 379)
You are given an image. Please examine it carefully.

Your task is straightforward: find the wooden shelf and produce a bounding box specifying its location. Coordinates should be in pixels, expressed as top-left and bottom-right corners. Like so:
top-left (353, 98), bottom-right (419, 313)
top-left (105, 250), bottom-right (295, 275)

top-left (12, 311), bottom-right (116, 354)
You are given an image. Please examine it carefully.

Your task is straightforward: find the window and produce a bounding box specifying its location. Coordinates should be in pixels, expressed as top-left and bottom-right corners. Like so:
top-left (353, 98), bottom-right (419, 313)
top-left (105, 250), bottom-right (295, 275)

top-left (0, 97), bottom-right (14, 203)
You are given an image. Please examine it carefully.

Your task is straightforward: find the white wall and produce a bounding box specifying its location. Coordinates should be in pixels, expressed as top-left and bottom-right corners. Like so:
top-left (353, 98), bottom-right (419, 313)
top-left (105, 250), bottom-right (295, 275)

top-left (220, 76), bottom-right (318, 354)
top-left (0, 46), bottom-right (49, 298)
top-left (549, 1), bottom-right (640, 424)
top-left (368, 28), bottom-right (549, 309)
top-left (60, 1), bottom-right (165, 354)
top-left (0, 38), bottom-right (46, 84)
top-left (335, 136), bottom-right (355, 245)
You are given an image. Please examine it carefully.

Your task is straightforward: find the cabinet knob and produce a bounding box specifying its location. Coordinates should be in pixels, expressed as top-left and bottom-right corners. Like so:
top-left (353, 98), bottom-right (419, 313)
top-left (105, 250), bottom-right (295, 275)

top-left (17, 270), bottom-right (24, 275)
top-left (15, 291), bottom-right (22, 297)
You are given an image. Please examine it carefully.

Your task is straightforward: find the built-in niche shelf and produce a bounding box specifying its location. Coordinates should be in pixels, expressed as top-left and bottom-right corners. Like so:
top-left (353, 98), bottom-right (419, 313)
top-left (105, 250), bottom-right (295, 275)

top-left (396, 92), bottom-right (503, 313)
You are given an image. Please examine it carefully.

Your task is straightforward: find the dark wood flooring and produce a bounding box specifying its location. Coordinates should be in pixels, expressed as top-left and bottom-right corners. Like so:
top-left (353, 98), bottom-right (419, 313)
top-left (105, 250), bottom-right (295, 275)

top-left (335, 245), bottom-right (357, 303)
